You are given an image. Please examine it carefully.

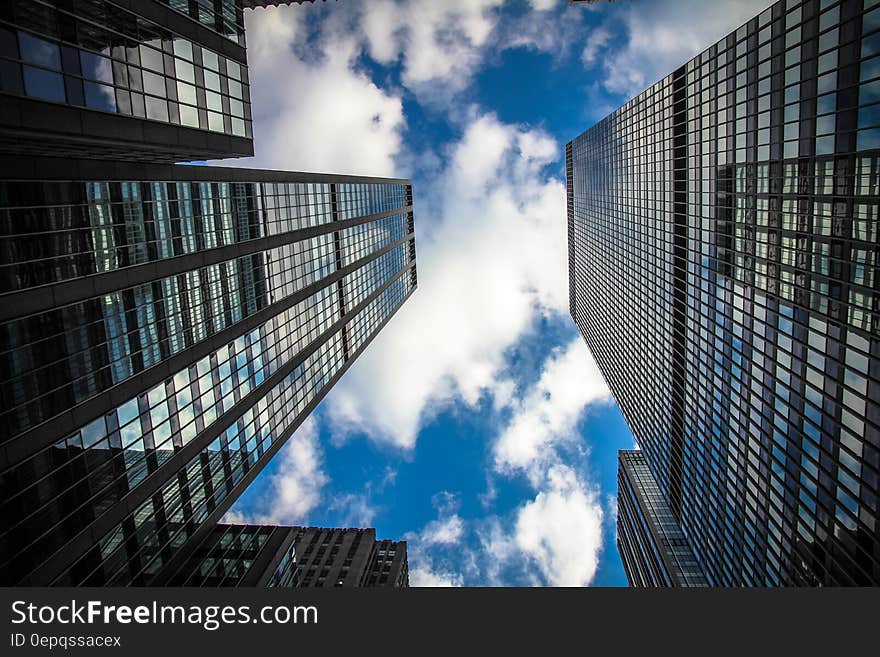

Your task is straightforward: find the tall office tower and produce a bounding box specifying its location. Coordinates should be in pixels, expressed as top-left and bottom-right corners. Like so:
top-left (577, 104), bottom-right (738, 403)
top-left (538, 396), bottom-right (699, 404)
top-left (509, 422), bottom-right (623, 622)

top-left (569, 0), bottom-right (880, 585)
top-left (617, 451), bottom-right (709, 587)
top-left (0, 161), bottom-right (417, 585)
top-left (0, 0), bottom-right (253, 161)
top-left (170, 524), bottom-right (409, 588)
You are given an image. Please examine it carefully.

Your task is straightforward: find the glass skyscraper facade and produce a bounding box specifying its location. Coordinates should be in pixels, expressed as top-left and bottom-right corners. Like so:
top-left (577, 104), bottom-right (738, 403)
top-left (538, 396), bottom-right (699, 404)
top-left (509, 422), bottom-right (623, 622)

top-left (617, 450), bottom-right (709, 587)
top-left (0, 0), bottom-right (254, 161)
top-left (0, 164), bottom-right (416, 586)
top-left (171, 524), bottom-right (409, 588)
top-left (0, 1), bottom-right (417, 587)
top-left (0, 166), bottom-right (416, 585)
top-left (569, 0), bottom-right (879, 585)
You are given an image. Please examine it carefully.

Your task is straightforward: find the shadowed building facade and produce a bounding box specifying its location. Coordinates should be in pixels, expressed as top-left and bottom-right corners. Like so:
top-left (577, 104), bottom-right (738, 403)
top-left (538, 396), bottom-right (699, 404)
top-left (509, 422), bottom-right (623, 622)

top-left (0, 161), bottom-right (417, 586)
top-left (569, 0), bottom-right (880, 585)
top-left (617, 450), bottom-right (709, 587)
top-left (171, 524), bottom-right (408, 588)
top-left (0, 0), bottom-right (416, 587)
top-left (0, 0), bottom-right (255, 161)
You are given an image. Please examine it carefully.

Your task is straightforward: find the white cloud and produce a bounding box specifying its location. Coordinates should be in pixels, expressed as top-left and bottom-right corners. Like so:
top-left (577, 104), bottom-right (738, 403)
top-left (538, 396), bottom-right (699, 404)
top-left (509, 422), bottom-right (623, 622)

top-left (327, 492), bottom-right (377, 528)
top-left (409, 567), bottom-right (465, 587)
top-left (495, 2), bottom-right (593, 61)
top-left (419, 515), bottom-right (465, 546)
top-left (399, 364), bottom-right (610, 588)
top-left (358, 0), bottom-right (592, 107)
top-left (361, 0), bottom-right (504, 100)
top-left (493, 336), bottom-right (611, 480)
top-left (581, 26), bottom-right (611, 68)
top-left (325, 113), bottom-right (570, 449)
top-left (407, 491), bottom-right (464, 546)
top-left (602, 0), bottom-right (773, 98)
top-left (474, 466), bottom-right (605, 587)
top-left (527, 0), bottom-right (559, 11)
top-left (478, 343), bottom-right (609, 587)
top-left (511, 464), bottom-right (604, 586)
top-left (220, 508), bottom-right (248, 524)
top-left (405, 463), bottom-right (606, 587)
top-left (403, 492), bottom-right (467, 587)
top-left (224, 417), bottom-right (328, 525)
top-left (231, 5), bottom-right (405, 176)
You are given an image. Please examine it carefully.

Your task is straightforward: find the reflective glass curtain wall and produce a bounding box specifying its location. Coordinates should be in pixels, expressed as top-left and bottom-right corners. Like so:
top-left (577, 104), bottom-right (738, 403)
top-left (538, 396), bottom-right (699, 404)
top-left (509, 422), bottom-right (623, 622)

top-left (0, 165), bottom-right (417, 586)
top-left (569, 0), bottom-right (880, 585)
top-left (0, 0), bottom-right (254, 161)
top-left (617, 450), bottom-right (709, 587)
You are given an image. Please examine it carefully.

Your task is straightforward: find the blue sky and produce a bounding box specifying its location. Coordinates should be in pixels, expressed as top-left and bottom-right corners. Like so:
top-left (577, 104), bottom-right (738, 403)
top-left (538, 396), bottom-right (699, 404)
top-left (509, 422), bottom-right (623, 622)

top-left (223, 0), bottom-right (772, 586)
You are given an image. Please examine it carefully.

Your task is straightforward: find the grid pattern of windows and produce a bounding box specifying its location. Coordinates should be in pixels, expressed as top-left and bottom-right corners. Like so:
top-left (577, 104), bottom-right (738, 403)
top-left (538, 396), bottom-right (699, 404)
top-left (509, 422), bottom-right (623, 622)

top-left (288, 527), bottom-right (371, 588)
top-left (617, 451), bottom-right (709, 587)
top-left (3, 249), bottom-right (413, 585)
top-left (0, 167), bottom-right (417, 586)
top-left (179, 524), bottom-right (274, 586)
top-left (339, 213), bottom-right (410, 267)
top-left (260, 181), bottom-right (333, 234)
top-left (335, 183), bottom-right (408, 221)
top-left (0, 180), bottom-right (262, 292)
top-left (365, 538), bottom-right (409, 588)
top-left (196, 525), bottom-right (411, 589)
top-left (568, 78), bottom-right (679, 512)
top-left (1, 253), bottom-right (266, 440)
top-left (569, 0), bottom-right (880, 586)
top-left (0, 180), bottom-right (410, 292)
top-left (0, 182), bottom-right (412, 443)
top-left (162, 0), bottom-right (245, 46)
top-left (267, 540), bottom-right (300, 588)
top-left (0, 1), bottom-right (252, 137)
top-left (82, 281), bottom-right (412, 586)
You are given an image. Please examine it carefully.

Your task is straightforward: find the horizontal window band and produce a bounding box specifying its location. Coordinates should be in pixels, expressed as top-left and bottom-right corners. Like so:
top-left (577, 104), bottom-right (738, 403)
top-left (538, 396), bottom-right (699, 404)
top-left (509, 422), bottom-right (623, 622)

top-left (0, 205), bottom-right (412, 323)
top-left (0, 233), bottom-right (415, 470)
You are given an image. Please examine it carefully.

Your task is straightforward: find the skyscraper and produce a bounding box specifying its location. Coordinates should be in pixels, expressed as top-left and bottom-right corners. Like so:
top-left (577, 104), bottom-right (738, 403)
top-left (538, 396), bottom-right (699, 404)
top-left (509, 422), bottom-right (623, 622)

top-left (0, 1), bottom-right (418, 587)
top-left (170, 524), bottom-right (408, 588)
top-left (0, 0), bottom-right (254, 161)
top-left (617, 451), bottom-right (708, 587)
top-left (569, 0), bottom-right (880, 585)
top-left (0, 161), bottom-right (416, 586)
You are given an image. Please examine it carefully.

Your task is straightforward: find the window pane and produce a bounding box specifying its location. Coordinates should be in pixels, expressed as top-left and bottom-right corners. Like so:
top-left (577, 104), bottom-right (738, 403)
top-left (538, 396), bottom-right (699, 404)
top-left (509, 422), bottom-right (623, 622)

top-left (173, 39), bottom-right (193, 61)
top-left (207, 110), bottom-right (223, 132)
top-left (175, 59), bottom-right (194, 83)
top-left (177, 81), bottom-right (196, 106)
top-left (18, 31), bottom-right (60, 69)
top-left (143, 70), bottom-right (165, 97)
top-left (80, 50), bottom-right (113, 83)
top-left (146, 96), bottom-right (169, 122)
top-left (139, 43), bottom-right (164, 73)
top-left (202, 49), bottom-right (219, 71)
top-left (226, 60), bottom-right (240, 81)
top-left (206, 90), bottom-right (221, 112)
top-left (84, 81), bottom-right (116, 111)
top-left (180, 103), bottom-right (198, 127)
top-left (115, 88), bottom-right (132, 114)
top-left (0, 60), bottom-right (23, 94)
top-left (23, 65), bottom-right (64, 102)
